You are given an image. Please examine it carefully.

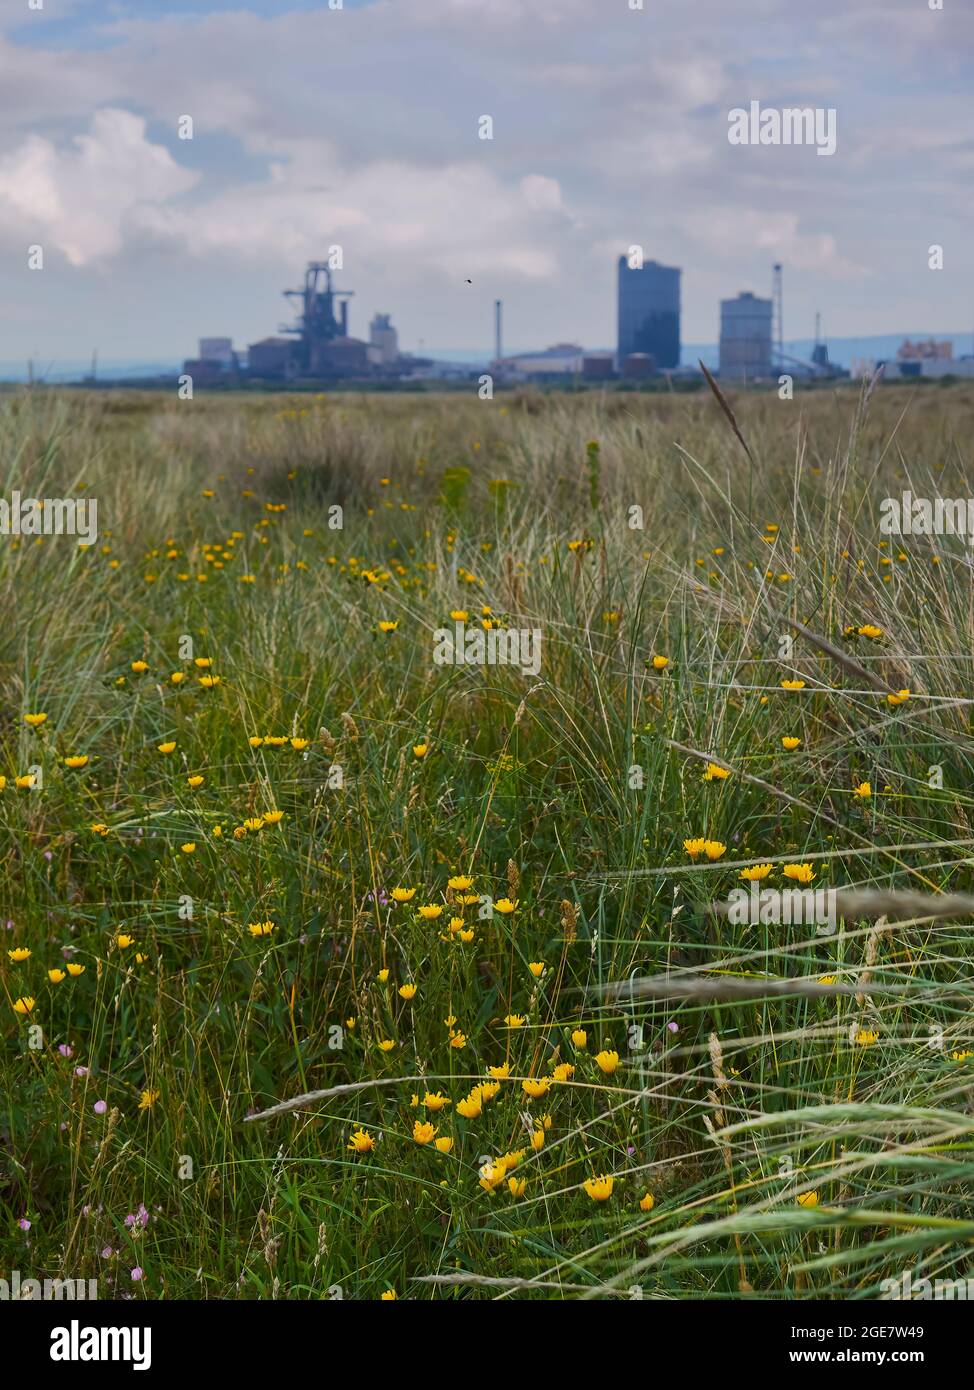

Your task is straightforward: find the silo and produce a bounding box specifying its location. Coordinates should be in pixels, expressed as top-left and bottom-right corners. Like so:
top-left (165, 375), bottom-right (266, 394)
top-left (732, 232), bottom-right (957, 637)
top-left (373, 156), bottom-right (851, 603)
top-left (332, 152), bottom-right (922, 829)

top-left (719, 292), bottom-right (773, 381)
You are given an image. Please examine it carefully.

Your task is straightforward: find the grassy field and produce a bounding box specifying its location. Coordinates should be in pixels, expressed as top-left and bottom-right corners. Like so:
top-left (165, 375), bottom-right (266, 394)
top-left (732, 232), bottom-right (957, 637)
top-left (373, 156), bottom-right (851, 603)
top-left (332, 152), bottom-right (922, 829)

top-left (3, 380), bottom-right (974, 1301)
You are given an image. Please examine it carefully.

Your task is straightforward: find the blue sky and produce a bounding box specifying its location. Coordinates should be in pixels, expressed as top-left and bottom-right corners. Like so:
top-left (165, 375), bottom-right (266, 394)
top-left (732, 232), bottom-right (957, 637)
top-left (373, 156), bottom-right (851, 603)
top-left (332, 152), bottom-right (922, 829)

top-left (0, 0), bottom-right (971, 364)
top-left (12, 0), bottom-right (376, 46)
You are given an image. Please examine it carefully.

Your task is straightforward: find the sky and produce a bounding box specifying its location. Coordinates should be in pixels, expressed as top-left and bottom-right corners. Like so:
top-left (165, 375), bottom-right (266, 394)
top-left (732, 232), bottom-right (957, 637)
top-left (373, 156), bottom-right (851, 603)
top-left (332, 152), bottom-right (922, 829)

top-left (0, 0), bottom-right (971, 365)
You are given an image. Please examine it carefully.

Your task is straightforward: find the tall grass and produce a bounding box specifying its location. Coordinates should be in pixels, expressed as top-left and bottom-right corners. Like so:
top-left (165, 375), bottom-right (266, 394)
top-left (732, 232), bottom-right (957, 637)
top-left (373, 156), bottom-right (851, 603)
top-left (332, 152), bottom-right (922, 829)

top-left (2, 381), bottom-right (974, 1299)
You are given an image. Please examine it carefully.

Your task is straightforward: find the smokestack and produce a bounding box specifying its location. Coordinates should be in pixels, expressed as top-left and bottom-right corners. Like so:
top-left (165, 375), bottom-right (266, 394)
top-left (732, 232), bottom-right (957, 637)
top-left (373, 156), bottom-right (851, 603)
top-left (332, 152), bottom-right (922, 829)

top-left (495, 299), bottom-right (502, 362)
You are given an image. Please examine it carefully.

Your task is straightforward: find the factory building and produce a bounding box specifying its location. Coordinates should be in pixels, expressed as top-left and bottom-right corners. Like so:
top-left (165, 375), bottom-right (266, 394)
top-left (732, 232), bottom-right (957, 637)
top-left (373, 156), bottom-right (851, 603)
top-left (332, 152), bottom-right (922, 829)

top-left (617, 257), bottom-right (681, 370)
top-left (243, 263), bottom-right (369, 380)
top-left (247, 338), bottom-right (294, 378)
top-left (582, 353), bottom-right (615, 380)
top-left (719, 292), bottom-right (773, 380)
top-left (198, 338), bottom-right (235, 368)
top-left (368, 313), bottom-right (399, 366)
top-left (620, 352), bottom-right (656, 379)
top-left (181, 336), bottom-right (240, 384)
top-left (493, 343), bottom-right (585, 380)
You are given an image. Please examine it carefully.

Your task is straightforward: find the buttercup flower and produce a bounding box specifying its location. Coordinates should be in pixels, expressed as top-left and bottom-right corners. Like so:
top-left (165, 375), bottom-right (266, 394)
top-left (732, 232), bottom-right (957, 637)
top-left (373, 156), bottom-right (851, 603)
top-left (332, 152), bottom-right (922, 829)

top-left (423, 1092), bottom-right (451, 1112)
top-left (522, 1078), bottom-right (550, 1099)
top-left (739, 864), bottom-right (773, 881)
top-left (583, 1175), bottom-right (614, 1202)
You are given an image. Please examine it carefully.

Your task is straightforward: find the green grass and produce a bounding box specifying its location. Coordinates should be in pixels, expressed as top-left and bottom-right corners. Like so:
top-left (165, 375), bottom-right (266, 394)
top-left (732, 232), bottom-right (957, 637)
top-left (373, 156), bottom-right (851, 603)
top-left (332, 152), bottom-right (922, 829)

top-left (2, 381), bottom-right (974, 1300)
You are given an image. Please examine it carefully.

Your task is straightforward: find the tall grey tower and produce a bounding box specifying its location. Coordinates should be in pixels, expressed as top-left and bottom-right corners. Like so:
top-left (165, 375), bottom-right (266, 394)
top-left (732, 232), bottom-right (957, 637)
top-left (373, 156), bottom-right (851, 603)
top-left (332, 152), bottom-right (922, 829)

top-left (617, 256), bottom-right (681, 369)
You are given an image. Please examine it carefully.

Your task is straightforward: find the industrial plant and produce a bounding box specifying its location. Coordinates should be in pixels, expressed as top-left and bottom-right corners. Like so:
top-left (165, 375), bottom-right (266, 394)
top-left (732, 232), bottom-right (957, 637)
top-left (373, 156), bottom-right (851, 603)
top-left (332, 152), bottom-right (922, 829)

top-left (176, 253), bottom-right (974, 393)
top-left (183, 261), bottom-right (431, 385)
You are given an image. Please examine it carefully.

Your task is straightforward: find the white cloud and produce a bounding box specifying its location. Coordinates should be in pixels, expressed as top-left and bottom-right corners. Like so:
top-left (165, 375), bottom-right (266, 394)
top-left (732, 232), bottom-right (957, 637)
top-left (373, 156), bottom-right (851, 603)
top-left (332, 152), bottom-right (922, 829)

top-left (0, 103), bottom-right (569, 281)
top-left (152, 154), bottom-right (565, 279)
top-left (0, 108), bottom-right (198, 266)
top-left (687, 208), bottom-right (868, 280)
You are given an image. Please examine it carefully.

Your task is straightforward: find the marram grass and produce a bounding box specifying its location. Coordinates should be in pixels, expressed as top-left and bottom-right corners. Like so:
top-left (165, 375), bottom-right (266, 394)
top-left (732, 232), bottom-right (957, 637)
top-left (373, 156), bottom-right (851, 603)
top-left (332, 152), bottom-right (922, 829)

top-left (2, 382), bottom-right (974, 1300)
